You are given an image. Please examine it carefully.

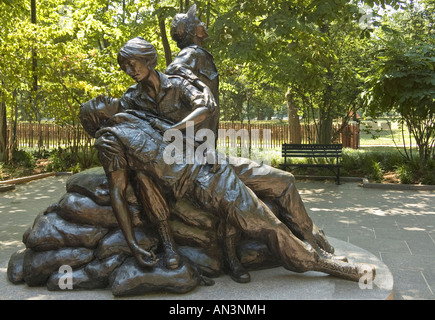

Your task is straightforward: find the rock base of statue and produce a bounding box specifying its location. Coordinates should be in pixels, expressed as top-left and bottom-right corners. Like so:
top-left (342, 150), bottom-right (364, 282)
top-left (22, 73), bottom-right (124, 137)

top-left (7, 168), bottom-right (394, 299)
top-left (7, 167), bottom-right (280, 297)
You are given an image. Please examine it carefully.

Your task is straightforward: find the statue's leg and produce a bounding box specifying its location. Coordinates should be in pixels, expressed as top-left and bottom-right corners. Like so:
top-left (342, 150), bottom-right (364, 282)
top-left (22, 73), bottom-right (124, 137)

top-left (106, 169), bottom-right (158, 268)
top-left (230, 157), bottom-right (335, 255)
top-left (226, 189), bottom-right (374, 282)
top-left (135, 171), bottom-right (181, 270)
top-left (223, 223), bottom-right (251, 283)
top-left (194, 165), bottom-right (373, 282)
top-left (95, 132), bottom-right (158, 268)
top-left (276, 178), bottom-right (345, 260)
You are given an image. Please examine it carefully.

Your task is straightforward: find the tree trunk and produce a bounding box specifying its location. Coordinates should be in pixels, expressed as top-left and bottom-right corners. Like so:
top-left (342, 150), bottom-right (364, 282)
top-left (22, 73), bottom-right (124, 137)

top-left (0, 97), bottom-right (8, 162)
top-left (11, 90), bottom-right (18, 157)
top-left (205, 0), bottom-right (211, 27)
top-left (317, 109), bottom-right (333, 144)
top-left (286, 87), bottom-right (301, 144)
top-left (317, 67), bottom-right (334, 144)
top-left (316, 22), bottom-right (334, 145)
top-left (31, 0), bottom-right (38, 98)
top-left (159, 17), bottom-right (172, 67)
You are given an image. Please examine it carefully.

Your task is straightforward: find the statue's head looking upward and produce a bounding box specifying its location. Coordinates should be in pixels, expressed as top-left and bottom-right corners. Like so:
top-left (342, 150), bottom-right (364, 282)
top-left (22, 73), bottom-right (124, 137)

top-left (170, 4), bottom-right (208, 49)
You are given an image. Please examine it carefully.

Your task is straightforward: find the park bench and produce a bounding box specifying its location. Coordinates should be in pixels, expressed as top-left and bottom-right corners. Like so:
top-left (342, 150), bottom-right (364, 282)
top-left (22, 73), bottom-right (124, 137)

top-left (280, 144), bottom-right (343, 184)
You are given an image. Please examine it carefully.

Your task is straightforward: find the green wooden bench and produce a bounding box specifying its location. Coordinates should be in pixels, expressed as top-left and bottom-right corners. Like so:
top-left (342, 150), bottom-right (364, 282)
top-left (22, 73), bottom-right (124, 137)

top-left (280, 144), bottom-right (343, 184)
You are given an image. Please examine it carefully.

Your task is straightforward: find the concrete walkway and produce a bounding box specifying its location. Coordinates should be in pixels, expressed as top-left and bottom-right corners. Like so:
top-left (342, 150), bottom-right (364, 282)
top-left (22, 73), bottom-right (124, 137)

top-left (298, 179), bottom-right (435, 300)
top-left (0, 175), bottom-right (434, 300)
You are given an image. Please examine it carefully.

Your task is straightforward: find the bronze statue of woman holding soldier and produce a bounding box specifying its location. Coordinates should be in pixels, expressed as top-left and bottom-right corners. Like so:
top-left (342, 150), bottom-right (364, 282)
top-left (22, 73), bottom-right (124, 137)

top-left (79, 6), bottom-right (375, 285)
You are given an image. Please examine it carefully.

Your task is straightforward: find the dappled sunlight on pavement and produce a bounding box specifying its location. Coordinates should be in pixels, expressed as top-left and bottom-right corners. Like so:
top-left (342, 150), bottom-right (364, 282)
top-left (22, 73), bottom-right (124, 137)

top-left (0, 176), bottom-right (70, 265)
top-left (297, 179), bottom-right (435, 300)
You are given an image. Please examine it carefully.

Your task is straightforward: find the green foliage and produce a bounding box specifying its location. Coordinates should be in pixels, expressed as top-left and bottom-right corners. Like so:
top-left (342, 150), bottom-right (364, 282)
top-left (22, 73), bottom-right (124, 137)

top-left (363, 1), bottom-right (435, 163)
top-left (46, 147), bottom-right (99, 173)
top-left (0, 0), bottom-right (181, 126)
top-left (395, 163), bottom-right (414, 184)
top-left (210, 0), bottom-right (408, 143)
top-left (0, 0), bottom-right (407, 129)
top-left (339, 147), bottom-right (434, 184)
top-left (345, 148), bottom-right (403, 171)
top-left (368, 160), bottom-right (384, 183)
top-left (424, 160), bottom-right (435, 185)
top-left (396, 158), bottom-right (435, 185)
top-left (340, 148), bottom-right (403, 181)
top-left (46, 147), bottom-right (81, 173)
top-left (6, 0), bottom-right (431, 176)
top-left (12, 149), bottom-right (35, 168)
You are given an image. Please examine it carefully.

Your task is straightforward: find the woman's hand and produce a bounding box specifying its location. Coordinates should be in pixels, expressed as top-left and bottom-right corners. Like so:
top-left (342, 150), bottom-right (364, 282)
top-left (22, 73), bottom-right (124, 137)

top-left (96, 134), bottom-right (120, 157)
top-left (150, 118), bottom-right (171, 132)
top-left (202, 86), bottom-right (217, 112)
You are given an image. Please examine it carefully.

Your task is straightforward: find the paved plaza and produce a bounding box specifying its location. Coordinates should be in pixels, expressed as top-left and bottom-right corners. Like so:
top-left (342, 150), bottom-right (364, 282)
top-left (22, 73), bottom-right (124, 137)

top-left (0, 174), bottom-right (434, 300)
top-left (299, 179), bottom-right (435, 300)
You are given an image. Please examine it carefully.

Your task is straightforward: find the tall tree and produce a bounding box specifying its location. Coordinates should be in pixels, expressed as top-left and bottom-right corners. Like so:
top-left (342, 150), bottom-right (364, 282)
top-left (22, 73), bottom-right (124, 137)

top-left (0, 0), bottom-right (27, 161)
top-left (364, 0), bottom-right (435, 165)
top-left (31, 0), bottom-right (37, 97)
top-left (0, 85), bottom-right (7, 162)
top-left (210, 0), bottom-right (403, 142)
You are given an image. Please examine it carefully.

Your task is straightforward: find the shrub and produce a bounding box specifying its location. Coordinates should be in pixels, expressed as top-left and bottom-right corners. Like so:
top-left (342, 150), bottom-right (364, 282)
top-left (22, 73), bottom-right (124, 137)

top-left (12, 149), bottom-right (35, 168)
top-left (422, 160), bottom-right (435, 185)
top-left (46, 147), bottom-right (100, 173)
top-left (395, 158), bottom-right (435, 185)
top-left (395, 164), bottom-right (413, 184)
top-left (341, 148), bottom-right (405, 182)
top-left (368, 160), bottom-right (384, 183)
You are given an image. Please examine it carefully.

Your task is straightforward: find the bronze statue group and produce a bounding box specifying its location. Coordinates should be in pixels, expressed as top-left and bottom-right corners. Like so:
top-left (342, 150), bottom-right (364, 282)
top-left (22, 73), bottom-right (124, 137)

top-left (80, 5), bottom-right (375, 285)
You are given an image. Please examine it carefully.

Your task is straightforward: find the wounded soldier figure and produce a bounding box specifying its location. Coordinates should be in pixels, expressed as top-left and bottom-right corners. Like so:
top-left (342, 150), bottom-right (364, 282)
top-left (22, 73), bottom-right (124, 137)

top-left (115, 36), bottom-right (344, 284)
top-left (81, 95), bottom-right (375, 283)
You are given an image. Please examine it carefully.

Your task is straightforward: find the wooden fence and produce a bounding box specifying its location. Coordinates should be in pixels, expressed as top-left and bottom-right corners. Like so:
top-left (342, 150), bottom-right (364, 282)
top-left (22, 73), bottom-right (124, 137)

top-left (7, 122), bottom-right (93, 150)
top-left (7, 121), bottom-right (360, 151)
top-left (217, 122), bottom-right (360, 149)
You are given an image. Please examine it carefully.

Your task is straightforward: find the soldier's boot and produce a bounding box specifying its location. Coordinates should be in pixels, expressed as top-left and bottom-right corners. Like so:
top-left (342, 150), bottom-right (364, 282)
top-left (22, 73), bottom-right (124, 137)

top-left (158, 220), bottom-right (181, 270)
top-left (224, 235), bottom-right (251, 283)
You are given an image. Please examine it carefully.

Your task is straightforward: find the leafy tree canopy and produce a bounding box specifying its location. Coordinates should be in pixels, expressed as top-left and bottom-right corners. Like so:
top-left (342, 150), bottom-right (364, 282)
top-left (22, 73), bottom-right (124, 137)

top-left (363, 0), bottom-right (435, 162)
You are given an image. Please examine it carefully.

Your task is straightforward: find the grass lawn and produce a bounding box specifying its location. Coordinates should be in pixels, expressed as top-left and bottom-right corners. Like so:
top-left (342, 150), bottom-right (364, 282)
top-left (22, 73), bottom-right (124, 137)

top-left (359, 120), bottom-right (416, 147)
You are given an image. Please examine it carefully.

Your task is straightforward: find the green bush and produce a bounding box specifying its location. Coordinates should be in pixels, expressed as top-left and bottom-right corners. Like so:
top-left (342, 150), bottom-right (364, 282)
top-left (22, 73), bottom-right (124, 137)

top-left (46, 147), bottom-right (100, 173)
top-left (395, 164), bottom-right (413, 184)
top-left (46, 148), bottom-right (79, 172)
top-left (12, 149), bottom-right (35, 168)
top-left (341, 148), bottom-right (434, 184)
top-left (395, 158), bottom-right (435, 185)
top-left (341, 148), bottom-right (405, 182)
top-left (422, 160), bottom-right (435, 185)
top-left (368, 160), bottom-right (384, 183)
top-left (32, 148), bottom-right (52, 160)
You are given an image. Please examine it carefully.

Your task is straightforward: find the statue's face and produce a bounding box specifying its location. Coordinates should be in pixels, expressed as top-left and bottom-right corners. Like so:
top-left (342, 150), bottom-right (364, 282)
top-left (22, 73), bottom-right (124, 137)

top-left (195, 18), bottom-right (208, 39)
top-left (122, 59), bottom-right (150, 82)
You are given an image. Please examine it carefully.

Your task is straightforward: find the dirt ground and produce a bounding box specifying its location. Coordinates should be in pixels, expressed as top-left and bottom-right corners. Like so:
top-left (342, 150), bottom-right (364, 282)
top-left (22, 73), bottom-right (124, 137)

top-left (0, 159), bottom-right (52, 181)
top-left (383, 171), bottom-right (400, 184)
